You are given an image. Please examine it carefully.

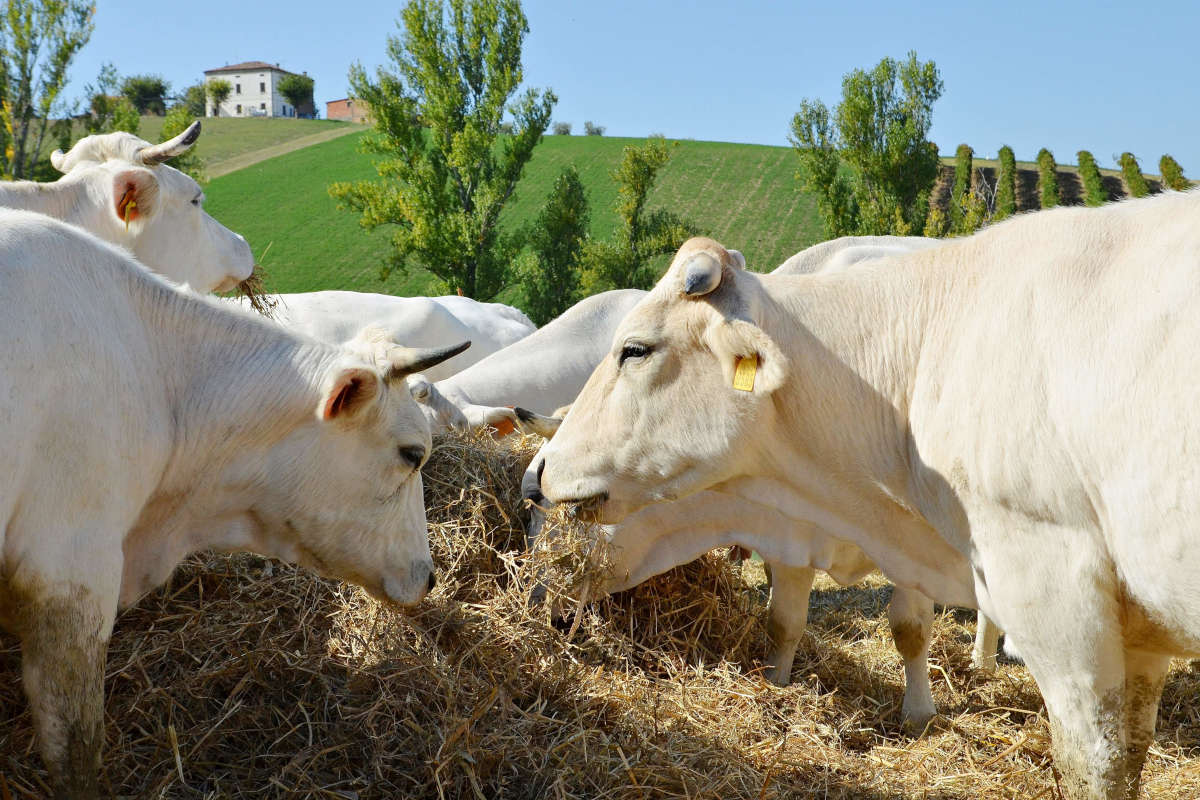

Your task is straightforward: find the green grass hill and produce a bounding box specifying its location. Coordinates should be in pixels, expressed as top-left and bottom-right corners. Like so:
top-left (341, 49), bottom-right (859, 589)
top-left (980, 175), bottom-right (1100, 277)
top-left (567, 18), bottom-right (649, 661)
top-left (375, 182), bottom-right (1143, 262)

top-left (202, 133), bottom-right (824, 304)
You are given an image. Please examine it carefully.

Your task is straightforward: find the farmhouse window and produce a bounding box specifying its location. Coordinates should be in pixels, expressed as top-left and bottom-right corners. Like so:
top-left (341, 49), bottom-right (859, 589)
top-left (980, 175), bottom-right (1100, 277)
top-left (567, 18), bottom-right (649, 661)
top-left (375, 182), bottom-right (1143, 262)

top-left (236, 104), bottom-right (242, 114)
top-left (260, 82), bottom-right (265, 92)
top-left (260, 103), bottom-right (266, 110)
top-left (235, 83), bottom-right (241, 94)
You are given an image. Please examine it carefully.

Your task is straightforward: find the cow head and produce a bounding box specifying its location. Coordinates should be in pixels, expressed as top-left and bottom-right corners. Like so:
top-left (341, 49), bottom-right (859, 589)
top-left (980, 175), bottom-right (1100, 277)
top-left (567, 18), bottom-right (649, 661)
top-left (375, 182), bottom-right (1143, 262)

top-left (249, 339), bottom-right (470, 606)
top-left (539, 237), bottom-right (789, 524)
top-left (50, 122), bottom-right (254, 293)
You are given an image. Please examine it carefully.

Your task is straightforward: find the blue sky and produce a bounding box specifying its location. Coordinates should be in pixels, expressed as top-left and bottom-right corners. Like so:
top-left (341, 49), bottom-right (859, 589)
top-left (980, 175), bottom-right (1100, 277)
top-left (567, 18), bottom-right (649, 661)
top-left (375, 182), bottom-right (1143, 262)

top-left (74, 0), bottom-right (1198, 171)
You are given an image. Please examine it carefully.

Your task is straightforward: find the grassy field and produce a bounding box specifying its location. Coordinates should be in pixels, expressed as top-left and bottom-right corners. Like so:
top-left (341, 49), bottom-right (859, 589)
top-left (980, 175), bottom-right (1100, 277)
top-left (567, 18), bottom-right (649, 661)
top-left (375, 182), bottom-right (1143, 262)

top-left (202, 133), bottom-right (824, 303)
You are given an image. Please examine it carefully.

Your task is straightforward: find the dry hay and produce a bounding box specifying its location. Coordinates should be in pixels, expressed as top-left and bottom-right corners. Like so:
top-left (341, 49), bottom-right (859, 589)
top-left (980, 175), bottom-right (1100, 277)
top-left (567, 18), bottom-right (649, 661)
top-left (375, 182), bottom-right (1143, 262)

top-left (2, 430), bottom-right (1199, 798)
top-left (232, 263), bottom-right (279, 318)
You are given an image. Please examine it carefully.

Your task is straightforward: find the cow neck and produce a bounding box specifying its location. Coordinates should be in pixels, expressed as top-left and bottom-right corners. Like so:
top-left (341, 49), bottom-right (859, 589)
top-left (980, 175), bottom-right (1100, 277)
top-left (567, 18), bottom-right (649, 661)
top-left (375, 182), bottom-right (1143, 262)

top-left (748, 252), bottom-right (977, 587)
top-left (129, 279), bottom-right (334, 555)
top-left (0, 175), bottom-right (87, 222)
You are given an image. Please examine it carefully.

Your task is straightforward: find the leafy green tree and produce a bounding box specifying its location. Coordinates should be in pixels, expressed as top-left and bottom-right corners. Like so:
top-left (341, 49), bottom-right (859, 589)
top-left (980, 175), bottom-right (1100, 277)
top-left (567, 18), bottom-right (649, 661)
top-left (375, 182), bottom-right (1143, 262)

top-left (1036, 148), bottom-right (1059, 209)
top-left (83, 62), bottom-right (138, 135)
top-left (120, 73), bottom-right (169, 115)
top-left (583, 120), bottom-right (604, 135)
top-left (179, 82), bottom-right (206, 116)
top-left (552, 121), bottom-right (570, 135)
top-left (950, 143), bottom-right (972, 232)
top-left (1119, 152), bottom-right (1149, 198)
top-left (790, 51), bottom-right (943, 237)
top-left (579, 135), bottom-right (700, 292)
top-left (206, 78), bottom-right (231, 116)
top-left (994, 145), bottom-right (1016, 220)
top-left (1077, 150), bottom-right (1106, 207)
top-left (277, 73), bottom-right (314, 116)
top-left (159, 107), bottom-right (204, 182)
top-left (0, 0), bottom-right (94, 178)
top-left (517, 165), bottom-right (589, 324)
top-left (1159, 155), bottom-right (1189, 191)
top-left (329, 0), bottom-right (555, 299)
top-left (922, 204), bottom-right (947, 237)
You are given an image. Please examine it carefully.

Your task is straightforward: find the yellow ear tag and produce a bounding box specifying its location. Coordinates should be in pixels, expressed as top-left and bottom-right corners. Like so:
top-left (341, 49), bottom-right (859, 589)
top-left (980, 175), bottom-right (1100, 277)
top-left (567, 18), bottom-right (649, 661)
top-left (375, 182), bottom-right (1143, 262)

top-left (732, 355), bottom-right (758, 392)
top-left (124, 199), bottom-right (137, 231)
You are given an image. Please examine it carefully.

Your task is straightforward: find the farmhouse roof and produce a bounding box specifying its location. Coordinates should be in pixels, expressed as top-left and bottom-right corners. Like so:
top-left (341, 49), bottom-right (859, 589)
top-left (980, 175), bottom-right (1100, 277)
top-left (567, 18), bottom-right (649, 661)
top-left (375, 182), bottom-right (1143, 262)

top-left (204, 61), bottom-right (295, 75)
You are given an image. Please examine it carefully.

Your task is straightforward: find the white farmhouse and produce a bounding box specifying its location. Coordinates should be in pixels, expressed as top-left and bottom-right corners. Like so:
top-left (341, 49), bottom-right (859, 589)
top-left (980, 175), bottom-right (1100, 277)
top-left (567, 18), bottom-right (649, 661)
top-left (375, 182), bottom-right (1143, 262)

top-left (203, 61), bottom-right (313, 118)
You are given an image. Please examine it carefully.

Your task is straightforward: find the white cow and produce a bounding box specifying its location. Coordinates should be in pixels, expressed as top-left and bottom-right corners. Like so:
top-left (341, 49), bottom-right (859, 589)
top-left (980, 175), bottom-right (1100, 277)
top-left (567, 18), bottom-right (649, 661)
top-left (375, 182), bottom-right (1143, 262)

top-left (415, 237), bottom-right (945, 433)
top-left (541, 209), bottom-right (1200, 799)
top-left (0, 209), bottom-right (465, 799)
top-left (0, 122), bottom-right (254, 293)
top-left (244, 290), bottom-right (535, 381)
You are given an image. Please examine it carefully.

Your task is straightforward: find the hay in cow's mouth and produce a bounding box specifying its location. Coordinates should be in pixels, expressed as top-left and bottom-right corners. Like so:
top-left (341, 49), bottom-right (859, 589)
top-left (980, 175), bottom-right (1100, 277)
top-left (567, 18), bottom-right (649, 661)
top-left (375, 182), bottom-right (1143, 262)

top-left (233, 263), bottom-right (279, 318)
top-left (1, 428), bottom-right (1198, 798)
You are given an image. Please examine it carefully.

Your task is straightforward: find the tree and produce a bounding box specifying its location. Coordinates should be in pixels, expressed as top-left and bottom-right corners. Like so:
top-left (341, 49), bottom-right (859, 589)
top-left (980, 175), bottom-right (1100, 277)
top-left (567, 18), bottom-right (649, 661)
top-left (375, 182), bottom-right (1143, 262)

top-left (950, 143), bottom-right (973, 232)
top-left (1036, 148), bottom-right (1059, 209)
top-left (0, 0), bottom-right (94, 179)
top-left (583, 120), bottom-right (604, 136)
top-left (552, 121), bottom-right (570, 135)
top-left (206, 79), bottom-right (231, 116)
top-left (277, 73), bottom-right (314, 117)
top-left (1159, 155), bottom-right (1189, 191)
top-left (579, 135), bottom-right (700, 292)
top-left (1077, 150), bottom-right (1106, 207)
top-left (120, 73), bottom-right (169, 115)
top-left (518, 165), bottom-right (589, 324)
top-left (329, 0), bottom-right (555, 300)
top-left (994, 145), bottom-right (1016, 220)
top-left (179, 82), bottom-right (207, 117)
top-left (790, 51), bottom-right (943, 237)
top-left (83, 62), bottom-right (138, 135)
top-left (1119, 152), bottom-right (1149, 198)
top-left (159, 106), bottom-right (204, 182)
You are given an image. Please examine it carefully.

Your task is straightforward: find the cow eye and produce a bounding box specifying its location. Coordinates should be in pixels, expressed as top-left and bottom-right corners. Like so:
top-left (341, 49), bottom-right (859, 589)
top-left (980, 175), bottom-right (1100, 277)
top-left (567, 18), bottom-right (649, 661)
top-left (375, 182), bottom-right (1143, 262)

top-left (191, 194), bottom-right (202, 206)
top-left (398, 445), bottom-right (426, 469)
top-left (619, 343), bottom-right (651, 365)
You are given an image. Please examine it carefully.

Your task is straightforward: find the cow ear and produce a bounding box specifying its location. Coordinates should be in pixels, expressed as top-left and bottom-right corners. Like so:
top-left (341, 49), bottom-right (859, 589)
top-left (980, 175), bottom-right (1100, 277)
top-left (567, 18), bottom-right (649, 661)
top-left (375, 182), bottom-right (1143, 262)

top-left (705, 318), bottom-right (789, 395)
top-left (112, 168), bottom-right (159, 229)
top-left (320, 367), bottom-right (382, 421)
top-left (727, 250), bottom-right (747, 270)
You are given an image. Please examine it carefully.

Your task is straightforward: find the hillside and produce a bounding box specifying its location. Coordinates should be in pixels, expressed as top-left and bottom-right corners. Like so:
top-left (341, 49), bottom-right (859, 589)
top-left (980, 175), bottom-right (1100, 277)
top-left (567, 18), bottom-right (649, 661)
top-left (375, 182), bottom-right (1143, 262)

top-left (202, 134), bottom-right (823, 303)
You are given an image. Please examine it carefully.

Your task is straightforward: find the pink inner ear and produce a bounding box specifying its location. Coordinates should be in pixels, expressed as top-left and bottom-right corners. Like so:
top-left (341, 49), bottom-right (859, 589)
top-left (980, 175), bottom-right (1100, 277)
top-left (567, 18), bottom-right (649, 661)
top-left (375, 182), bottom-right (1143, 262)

top-left (323, 377), bottom-right (360, 420)
top-left (116, 183), bottom-right (139, 222)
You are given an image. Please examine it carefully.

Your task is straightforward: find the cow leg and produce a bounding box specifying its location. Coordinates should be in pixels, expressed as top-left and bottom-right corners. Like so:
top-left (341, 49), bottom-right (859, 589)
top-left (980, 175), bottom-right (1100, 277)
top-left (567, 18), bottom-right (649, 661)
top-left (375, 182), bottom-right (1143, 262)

top-left (763, 563), bottom-right (815, 686)
top-left (17, 586), bottom-right (113, 800)
top-left (887, 585), bottom-right (936, 727)
top-left (972, 612), bottom-right (1001, 674)
top-left (979, 543), bottom-right (1128, 800)
top-left (1121, 649), bottom-right (1170, 800)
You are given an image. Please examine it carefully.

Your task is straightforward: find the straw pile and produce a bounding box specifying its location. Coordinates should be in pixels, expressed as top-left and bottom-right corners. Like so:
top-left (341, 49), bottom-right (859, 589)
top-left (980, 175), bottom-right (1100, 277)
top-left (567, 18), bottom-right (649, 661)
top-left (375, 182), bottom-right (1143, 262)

top-left (233, 264), bottom-right (279, 318)
top-left (2, 430), bottom-right (1198, 798)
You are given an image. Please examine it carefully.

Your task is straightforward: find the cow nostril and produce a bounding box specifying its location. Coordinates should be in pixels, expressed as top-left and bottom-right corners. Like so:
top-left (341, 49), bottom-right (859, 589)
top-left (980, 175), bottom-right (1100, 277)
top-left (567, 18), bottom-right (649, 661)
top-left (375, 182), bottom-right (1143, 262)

top-left (426, 571), bottom-right (437, 592)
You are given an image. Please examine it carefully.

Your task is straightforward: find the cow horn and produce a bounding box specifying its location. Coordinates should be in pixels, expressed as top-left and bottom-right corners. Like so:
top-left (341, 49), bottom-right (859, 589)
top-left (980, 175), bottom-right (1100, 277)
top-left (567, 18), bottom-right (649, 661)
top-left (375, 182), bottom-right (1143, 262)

top-left (682, 252), bottom-right (724, 297)
top-left (384, 340), bottom-right (471, 382)
top-left (50, 149), bottom-right (67, 172)
top-left (136, 120), bottom-right (202, 165)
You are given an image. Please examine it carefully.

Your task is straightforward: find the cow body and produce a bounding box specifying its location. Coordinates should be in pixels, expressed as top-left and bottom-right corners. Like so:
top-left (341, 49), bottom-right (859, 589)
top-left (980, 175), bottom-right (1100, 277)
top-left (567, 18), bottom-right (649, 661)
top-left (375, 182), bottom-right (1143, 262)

top-left (541, 195), bottom-right (1200, 799)
top-left (0, 210), bottom-right (458, 798)
top-left (245, 290), bottom-right (534, 381)
top-left (0, 124), bottom-right (253, 292)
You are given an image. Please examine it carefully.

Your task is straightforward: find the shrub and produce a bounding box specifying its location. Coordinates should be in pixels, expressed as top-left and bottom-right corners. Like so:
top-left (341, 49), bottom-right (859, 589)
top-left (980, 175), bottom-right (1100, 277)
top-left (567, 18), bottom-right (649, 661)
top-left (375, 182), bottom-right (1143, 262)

top-left (1159, 154), bottom-right (1188, 192)
top-left (950, 143), bottom-right (972, 232)
top-left (552, 121), bottom-right (571, 135)
top-left (160, 107), bottom-right (205, 182)
top-left (994, 145), bottom-right (1016, 220)
top-left (922, 205), bottom-right (948, 238)
top-left (1119, 152), bottom-right (1149, 198)
top-left (583, 121), bottom-right (605, 136)
top-left (1036, 148), bottom-right (1059, 209)
top-left (1077, 150), bottom-right (1105, 207)
top-left (518, 166), bottom-right (589, 324)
